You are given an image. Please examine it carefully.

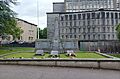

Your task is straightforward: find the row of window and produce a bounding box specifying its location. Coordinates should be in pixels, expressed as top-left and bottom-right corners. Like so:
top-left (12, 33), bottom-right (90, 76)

top-left (18, 36), bottom-right (34, 41)
top-left (60, 19), bottom-right (119, 26)
top-left (61, 34), bottom-right (115, 40)
top-left (66, 1), bottom-right (114, 11)
top-left (66, 0), bottom-right (113, 2)
top-left (60, 12), bottom-right (120, 21)
top-left (61, 27), bottom-right (115, 34)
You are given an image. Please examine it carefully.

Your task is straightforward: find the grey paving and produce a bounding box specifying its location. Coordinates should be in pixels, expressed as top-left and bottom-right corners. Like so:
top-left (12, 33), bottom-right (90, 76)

top-left (0, 65), bottom-right (119, 79)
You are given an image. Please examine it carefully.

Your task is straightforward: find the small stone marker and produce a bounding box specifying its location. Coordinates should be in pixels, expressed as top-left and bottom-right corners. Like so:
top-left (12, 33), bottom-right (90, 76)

top-left (51, 50), bottom-right (59, 55)
top-left (36, 50), bottom-right (44, 55)
top-left (66, 50), bottom-right (76, 57)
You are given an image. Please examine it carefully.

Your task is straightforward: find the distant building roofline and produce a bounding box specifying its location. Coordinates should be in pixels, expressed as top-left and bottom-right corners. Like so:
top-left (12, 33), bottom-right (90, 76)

top-left (16, 18), bottom-right (37, 26)
top-left (53, 2), bottom-right (64, 4)
top-left (47, 10), bottom-right (120, 14)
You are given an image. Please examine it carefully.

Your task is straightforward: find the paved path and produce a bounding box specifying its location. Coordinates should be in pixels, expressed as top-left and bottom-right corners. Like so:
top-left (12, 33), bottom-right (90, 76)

top-left (0, 65), bottom-right (119, 79)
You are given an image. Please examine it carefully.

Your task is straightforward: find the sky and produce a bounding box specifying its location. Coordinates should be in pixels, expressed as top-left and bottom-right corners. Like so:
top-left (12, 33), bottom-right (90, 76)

top-left (12, 0), bottom-right (64, 29)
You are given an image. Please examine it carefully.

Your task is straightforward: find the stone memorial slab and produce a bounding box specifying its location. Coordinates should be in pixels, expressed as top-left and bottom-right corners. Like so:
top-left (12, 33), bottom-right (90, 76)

top-left (36, 50), bottom-right (44, 55)
top-left (51, 51), bottom-right (59, 55)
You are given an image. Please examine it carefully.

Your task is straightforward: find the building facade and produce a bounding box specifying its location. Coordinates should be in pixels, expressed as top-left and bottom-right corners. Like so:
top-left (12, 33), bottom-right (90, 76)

top-left (17, 18), bottom-right (37, 43)
top-left (47, 0), bottom-right (120, 52)
top-left (65, 0), bottom-right (120, 12)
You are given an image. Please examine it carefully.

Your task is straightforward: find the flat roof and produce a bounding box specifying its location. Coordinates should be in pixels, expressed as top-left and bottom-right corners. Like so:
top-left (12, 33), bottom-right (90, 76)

top-left (47, 10), bottom-right (120, 14)
top-left (53, 2), bottom-right (64, 4)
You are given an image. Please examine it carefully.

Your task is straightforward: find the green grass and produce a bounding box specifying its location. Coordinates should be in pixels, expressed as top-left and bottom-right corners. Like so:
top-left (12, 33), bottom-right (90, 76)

top-left (0, 47), bottom-right (106, 59)
top-left (0, 47), bottom-right (35, 55)
top-left (4, 52), bottom-right (106, 59)
top-left (5, 52), bottom-right (35, 58)
top-left (76, 53), bottom-right (105, 58)
top-left (109, 54), bottom-right (120, 58)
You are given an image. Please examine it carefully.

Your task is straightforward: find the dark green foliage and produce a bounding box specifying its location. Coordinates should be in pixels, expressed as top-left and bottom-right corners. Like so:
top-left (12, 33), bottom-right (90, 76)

top-left (37, 27), bottom-right (47, 39)
top-left (116, 24), bottom-right (120, 41)
top-left (0, 0), bottom-right (22, 39)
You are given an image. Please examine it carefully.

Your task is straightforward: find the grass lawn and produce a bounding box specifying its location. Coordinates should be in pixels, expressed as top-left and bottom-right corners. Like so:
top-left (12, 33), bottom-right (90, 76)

top-left (0, 47), bottom-right (106, 59)
top-left (76, 52), bottom-right (105, 58)
top-left (0, 47), bottom-right (35, 55)
top-left (109, 54), bottom-right (120, 58)
top-left (4, 52), bottom-right (106, 59)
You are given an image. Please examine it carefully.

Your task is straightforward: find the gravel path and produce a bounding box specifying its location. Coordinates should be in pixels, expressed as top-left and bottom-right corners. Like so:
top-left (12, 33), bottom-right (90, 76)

top-left (0, 65), bottom-right (119, 79)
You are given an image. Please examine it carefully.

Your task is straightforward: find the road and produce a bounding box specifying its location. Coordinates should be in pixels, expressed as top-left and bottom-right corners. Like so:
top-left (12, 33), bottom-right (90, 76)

top-left (0, 65), bottom-right (119, 79)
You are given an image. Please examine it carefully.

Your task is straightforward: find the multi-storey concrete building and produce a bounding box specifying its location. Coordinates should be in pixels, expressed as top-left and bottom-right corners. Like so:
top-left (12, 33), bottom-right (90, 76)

top-left (65, 0), bottom-right (120, 12)
top-left (47, 0), bottom-right (120, 52)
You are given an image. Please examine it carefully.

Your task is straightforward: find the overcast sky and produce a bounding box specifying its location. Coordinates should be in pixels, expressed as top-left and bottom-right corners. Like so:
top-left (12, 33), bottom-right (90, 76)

top-left (12, 0), bottom-right (64, 29)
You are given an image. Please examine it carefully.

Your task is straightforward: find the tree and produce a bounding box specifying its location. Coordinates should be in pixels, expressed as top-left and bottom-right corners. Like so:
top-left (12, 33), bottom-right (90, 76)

top-left (37, 27), bottom-right (47, 39)
top-left (0, 0), bottom-right (22, 40)
top-left (116, 23), bottom-right (120, 41)
top-left (42, 28), bottom-right (47, 39)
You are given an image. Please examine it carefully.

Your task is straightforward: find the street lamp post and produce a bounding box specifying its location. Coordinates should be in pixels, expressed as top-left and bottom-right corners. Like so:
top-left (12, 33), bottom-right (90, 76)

top-left (37, 0), bottom-right (39, 39)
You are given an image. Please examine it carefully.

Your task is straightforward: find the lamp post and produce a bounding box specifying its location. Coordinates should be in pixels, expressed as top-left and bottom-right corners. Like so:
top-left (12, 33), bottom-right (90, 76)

top-left (37, 0), bottom-right (39, 39)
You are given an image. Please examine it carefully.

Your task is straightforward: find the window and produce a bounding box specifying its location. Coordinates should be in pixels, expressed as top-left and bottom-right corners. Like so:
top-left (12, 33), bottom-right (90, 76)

top-left (93, 35), bottom-right (95, 40)
top-left (112, 34), bottom-right (114, 39)
top-left (98, 27), bottom-right (100, 32)
top-left (69, 15), bottom-right (72, 20)
top-left (96, 13), bottom-right (100, 19)
top-left (111, 13), bottom-right (114, 19)
top-left (98, 34), bottom-right (100, 39)
top-left (102, 19), bottom-right (105, 25)
top-left (119, 13), bottom-right (120, 19)
top-left (87, 13), bottom-right (90, 19)
top-left (66, 22), bottom-right (68, 26)
top-left (83, 28), bottom-right (85, 32)
top-left (88, 20), bottom-right (90, 25)
top-left (79, 28), bottom-right (81, 33)
top-left (112, 27), bottom-right (114, 32)
top-left (88, 28), bottom-right (90, 33)
top-left (62, 35), bottom-right (64, 38)
top-left (74, 21), bottom-right (76, 26)
top-left (93, 27), bottom-right (95, 33)
top-left (61, 16), bottom-right (64, 21)
top-left (70, 35), bottom-right (72, 38)
top-left (108, 34), bottom-right (110, 39)
top-left (78, 14), bottom-right (81, 20)
top-left (111, 19), bottom-right (114, 25)
top-left (103, 34), bottom-right (106, 40)
top-left (107, 27), bottom-right (110, 32)
top-left (74, 35), bottom-right (77, 38)
top-left (115, 13), bottom-right (118, 19)
top-left (92, 13), bottom-right (95, 19)
top-left (70, 28), bottom-right (72, 33)
top-left (74, 28), bottom-right (76, 33)
top-left (65, 15), bottom-right (68, 20)
top-left (116, 19), bottom-right (118, 25)
top-left (79, 35), bottom-right (81, 38)
top-left (29, 37), bottom-right (33, 40)
top-left (83, 35), bottom-right (86, 39)
top-left (79, 21), bottom-right (81, 25)
top-left (101, 12), bottom-right (105, 19)
top-left (83, 21), bottom-right (85, 26)
top-left (88, 35), bottom-right (90, 39)
top-left (107, 20), bottom-right (109, 25)
top-left (103, 27), bottom-right (105, 32)
top-left (74, 15), bottom-right (76, 20)
top-left (66, 35), bottom-right (68, 38)
top-left (82, 14), bottom-right (86, 20)
top-left (106, 12), bottom-right (109, 19)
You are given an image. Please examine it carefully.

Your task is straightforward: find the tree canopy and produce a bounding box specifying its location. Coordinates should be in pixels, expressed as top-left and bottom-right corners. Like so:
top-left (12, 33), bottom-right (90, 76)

top-left (116, 23), bottom-right (120, 41)
top-left (0, 0), bottom-right (22, 39)
top-left (37, 27), bottom-right (47, 39)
